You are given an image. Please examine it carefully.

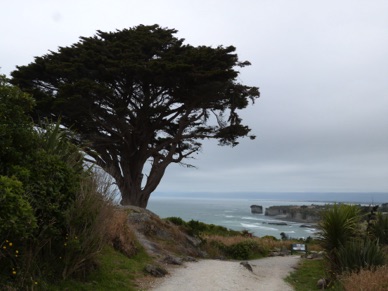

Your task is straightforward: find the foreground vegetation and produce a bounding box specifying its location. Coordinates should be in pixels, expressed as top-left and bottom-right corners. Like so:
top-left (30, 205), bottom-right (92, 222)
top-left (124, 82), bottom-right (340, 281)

top-left (286, 258), bottom-right (342, 291)
top-left (47, 245), bottom-right (151, 291)
top-left (286, 204), bottom-right (388, 290)
top-left (0, 76), bottom-right (126, 288)
top-left (1, 77), bottom-right (388, 289)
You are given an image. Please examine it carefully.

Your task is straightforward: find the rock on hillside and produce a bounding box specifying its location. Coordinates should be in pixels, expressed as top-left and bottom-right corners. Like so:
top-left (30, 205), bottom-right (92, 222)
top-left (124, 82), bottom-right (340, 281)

top-left (123, 206), bottom-right (204, 261)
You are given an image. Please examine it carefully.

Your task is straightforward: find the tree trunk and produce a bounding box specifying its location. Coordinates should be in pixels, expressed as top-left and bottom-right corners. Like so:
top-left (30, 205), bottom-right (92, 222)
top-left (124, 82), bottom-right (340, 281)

top-left (114, 155), bottom-right (169, 208)
top-left (118, 180), bottom-right (151, 208)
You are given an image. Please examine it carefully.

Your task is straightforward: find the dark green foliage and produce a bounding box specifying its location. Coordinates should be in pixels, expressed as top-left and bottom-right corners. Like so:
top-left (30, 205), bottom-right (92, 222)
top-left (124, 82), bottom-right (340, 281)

top-left (318, 204), bottom-right (387, 279)
top-left (0, 176), bottom-right (36, 239)
top-left (11, 25), bottom-right (260, 207)
top-left (186, 220), bottom-right (209, 236)
top-left (280, 232), bottom-right (288, 240)
top-left (206, 239), bottom-right (268, 260)
top-left (0, 77), bottom-right (112, 288)
top-left (335, 239), bottom-right (385, 273)
top-left (318, 204), bottom-right (360, 252)
top-left (164, 217), bottom-right (186, 226)
top-left (0, 75), bottom-right (36, 176)
top-left (225, 240), bottom-right (267, 260)
top-left (165, 217), bottom-right (239, 237)
top-left (370, 213), bottom-right (388, 245)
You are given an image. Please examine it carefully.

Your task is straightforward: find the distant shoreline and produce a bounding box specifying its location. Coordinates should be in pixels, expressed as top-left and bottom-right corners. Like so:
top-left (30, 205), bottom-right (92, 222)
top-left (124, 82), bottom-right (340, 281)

top-left (151, 192), bottom-right (388, 205)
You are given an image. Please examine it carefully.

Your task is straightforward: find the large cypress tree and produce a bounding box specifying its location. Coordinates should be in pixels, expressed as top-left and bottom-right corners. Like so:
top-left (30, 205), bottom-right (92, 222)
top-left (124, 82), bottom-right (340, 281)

top-left (11, 24), bottom-right (260, 207)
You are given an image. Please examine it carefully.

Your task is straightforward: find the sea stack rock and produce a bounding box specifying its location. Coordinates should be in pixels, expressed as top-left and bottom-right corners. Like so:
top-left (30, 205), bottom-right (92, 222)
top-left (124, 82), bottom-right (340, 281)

top-left (250, 205), bottom-right (263, 214)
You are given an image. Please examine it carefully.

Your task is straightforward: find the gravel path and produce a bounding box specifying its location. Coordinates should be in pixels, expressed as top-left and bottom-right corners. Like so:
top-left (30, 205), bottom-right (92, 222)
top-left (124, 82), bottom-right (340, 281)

top-left (150, 256), bottom-right (300, 291)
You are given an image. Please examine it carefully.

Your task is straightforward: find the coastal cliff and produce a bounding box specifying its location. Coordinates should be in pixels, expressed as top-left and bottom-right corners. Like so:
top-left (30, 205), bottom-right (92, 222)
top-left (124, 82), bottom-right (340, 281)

top-left (265, 205), bottom-right (324, 223)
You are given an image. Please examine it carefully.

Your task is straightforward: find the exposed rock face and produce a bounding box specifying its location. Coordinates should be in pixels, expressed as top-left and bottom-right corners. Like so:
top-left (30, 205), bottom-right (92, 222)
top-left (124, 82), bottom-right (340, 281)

top-left (123, 205), bottom-right (205, 260)
top-left (250, 205), bottom-right (263, 214)
top-left (264, 205), bottom-right (323, 223)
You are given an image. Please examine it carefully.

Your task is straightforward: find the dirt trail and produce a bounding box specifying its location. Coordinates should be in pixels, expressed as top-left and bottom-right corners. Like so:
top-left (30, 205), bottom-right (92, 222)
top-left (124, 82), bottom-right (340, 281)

top-left (149, 255), bottom-right (300, 291)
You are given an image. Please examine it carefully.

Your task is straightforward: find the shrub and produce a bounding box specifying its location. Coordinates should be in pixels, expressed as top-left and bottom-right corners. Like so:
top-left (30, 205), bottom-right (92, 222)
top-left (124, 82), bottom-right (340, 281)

top-left (0, 78), bottom-right (121, 287)
top-left (0, 176), bottom-right (37, 239)
top-left (0, 75), bottom-right (37, 175)
top-left (335, 239), bottom-right (385, 273)
top-left (186, 220), bottom-right (208, 236)
top-left (370, 213), bottom-right (388, 245)
top-left (317, 204), bottom-right (361, 275)
top-left (317, 203), bottom-right (388, 281)
top-left (226, 240), bottom-right (267, 260)
top-left (165, 217), bottom-right (187, 226)
top-left (318, 204), bottom-right (361, 252)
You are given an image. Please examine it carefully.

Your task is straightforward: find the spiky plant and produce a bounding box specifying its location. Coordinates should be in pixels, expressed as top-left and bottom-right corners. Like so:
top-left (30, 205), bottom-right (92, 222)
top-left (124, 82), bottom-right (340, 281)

top-left (317, 204), bottom-right (361, 275)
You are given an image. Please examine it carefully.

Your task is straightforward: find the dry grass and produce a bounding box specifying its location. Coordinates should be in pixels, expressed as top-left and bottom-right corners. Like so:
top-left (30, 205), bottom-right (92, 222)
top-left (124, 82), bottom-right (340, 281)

top-left (203, 235), bottom-right (252, 246)
top-left (204, 235), bottom-right (294, 249)
top-left (341, 265), bottom-right (388, 291)
top-left (106, 209), bottom-right (138, 257)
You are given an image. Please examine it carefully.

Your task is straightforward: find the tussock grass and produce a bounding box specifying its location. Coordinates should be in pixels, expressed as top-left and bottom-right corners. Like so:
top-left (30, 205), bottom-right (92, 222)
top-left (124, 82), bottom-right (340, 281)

top-left (341, 265), bottom-right (388, 291)
top-left (106, 209), bottom-right (138, 257)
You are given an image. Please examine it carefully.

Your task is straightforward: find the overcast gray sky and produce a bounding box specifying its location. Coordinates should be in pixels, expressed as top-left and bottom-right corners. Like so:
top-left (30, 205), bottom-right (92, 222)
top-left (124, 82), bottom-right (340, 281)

top-left (2, 0), bottom-right (388, 195)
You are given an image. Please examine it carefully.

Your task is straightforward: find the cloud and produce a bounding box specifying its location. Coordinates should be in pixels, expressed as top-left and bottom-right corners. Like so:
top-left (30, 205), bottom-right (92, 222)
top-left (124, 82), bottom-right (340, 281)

top-left (2, 0), bottom-right (388, 194)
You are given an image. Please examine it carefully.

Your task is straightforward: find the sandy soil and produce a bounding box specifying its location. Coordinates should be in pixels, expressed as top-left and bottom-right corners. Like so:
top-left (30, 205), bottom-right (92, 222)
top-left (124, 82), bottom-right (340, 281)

top-left (149, 256), bottom-right (300, 291)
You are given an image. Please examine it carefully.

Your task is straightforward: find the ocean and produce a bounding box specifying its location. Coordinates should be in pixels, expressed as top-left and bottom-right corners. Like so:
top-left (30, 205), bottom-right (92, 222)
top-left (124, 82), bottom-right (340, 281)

top-left (147, 192), bottom-right (388, 239)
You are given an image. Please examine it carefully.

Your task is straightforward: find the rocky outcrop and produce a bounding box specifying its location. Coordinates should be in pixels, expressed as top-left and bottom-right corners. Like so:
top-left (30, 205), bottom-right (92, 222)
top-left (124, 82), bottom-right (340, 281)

top-left (123, 205), bottom-right (205, 260)
top-left (145, 264), bottom-right (168, 277)
top-left (267, 222), bottom-right (288, 225)
top-left (250, 205), bottom-right (263, 214)
top-left (265, 205), bottom-right (323, 223)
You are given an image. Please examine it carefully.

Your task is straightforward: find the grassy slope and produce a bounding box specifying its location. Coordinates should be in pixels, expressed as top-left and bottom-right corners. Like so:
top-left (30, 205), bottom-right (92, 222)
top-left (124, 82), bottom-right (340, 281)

top-left (286, 258), bottom-right (343, 291)
top-left (48, 245), bottom-right (152, 291)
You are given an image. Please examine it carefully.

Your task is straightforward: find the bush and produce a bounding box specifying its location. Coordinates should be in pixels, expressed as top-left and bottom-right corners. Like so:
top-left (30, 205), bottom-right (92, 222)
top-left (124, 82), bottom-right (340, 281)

top-left (0, 75), bottom-right (37, 175)
top-left (317, 203), bottom-right (388, 281)
top-left (335, 239), bottom-right (385, 273)
top-left (226, 240), bottom-right (267, 260)
top-left (0, 77), bottom-right (120, 287)
top-left (318, 204), bottom-right (361, 252)
top-left (186, 220), bottom-right (208, 236)
top-left (165, 217), bottom-right (187, 226)
top-left (0, 176), bottom-right (37, 239)
top-left (317, 204), bottom-right (361, 275)
top-left (370, 213), bottom-right (388, 245)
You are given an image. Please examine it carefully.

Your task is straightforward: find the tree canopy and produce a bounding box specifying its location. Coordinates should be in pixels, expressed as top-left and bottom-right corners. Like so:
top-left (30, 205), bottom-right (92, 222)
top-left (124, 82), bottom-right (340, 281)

top-left (11, 24), bottom-right (260, 207)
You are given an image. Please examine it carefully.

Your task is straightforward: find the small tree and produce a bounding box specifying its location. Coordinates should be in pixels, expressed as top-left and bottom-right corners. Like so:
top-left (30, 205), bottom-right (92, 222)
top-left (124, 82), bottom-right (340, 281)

top-left (11, 24), bottom-right (260, 207)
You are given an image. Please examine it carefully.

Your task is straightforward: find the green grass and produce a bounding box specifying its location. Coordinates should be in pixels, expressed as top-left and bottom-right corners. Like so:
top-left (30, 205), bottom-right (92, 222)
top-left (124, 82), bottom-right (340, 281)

top-left (286, 258), bottom-right (343, 291)
top-left (47, 245), bottom-right (152, 290)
